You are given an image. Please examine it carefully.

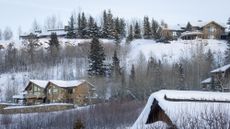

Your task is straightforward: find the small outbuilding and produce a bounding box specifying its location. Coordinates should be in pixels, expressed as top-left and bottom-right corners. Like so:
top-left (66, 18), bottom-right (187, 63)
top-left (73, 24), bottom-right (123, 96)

top-left (132, 90), bottom-right (230, 129)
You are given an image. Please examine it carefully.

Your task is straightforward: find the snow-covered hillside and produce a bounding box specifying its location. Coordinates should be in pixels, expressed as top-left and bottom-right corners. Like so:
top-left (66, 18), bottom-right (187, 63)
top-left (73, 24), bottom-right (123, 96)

top-left (127, 39), bottom-right (227, 65)
top-left (0, 38), bottom-right (228, 101)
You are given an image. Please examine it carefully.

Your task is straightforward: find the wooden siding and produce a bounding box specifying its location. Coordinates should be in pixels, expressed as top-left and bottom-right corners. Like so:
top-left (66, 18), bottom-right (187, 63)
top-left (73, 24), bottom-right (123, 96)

top-left (46, 82), bottom-right (95, 105)
top-left (202, 22), bottom-right (225, 39)
top-left (25, 83), bottom-right (45, 105)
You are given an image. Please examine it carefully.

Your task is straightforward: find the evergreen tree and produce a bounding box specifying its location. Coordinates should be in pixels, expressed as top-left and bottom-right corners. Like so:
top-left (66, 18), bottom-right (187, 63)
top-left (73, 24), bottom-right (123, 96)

top-left (49, 32), bottom-right (59, 59)
top-left (114, 18), bottom-right (121, 43)
top-left (107, 10), bottom-right (116, 39)
top-left (185, 22), bottom-right (192, 31)
top-left (88, 38), bottom-right (106, 76)
top-left (134, 22), bottom-right (141, 39)
top-left (126, 25), bottom-right (134, 42)
top-left (101, 10), bottom-right (109, 38)
top-left (81, 12), bottom-right (88, 38)
top-left (143, 16), bottom-right (151, 39)
top-left (66, 15), bottom-right (76, 39)
top-left (87, 16), bottom-right (99, 38)
top-left (77, 13), bottom-right (82, 38)
top-left (119, 18), bottom-right (126, 39)
top-left (151, 19), bottom-right (159, 39)
top-left (112, 50), bottom-right (120, 78)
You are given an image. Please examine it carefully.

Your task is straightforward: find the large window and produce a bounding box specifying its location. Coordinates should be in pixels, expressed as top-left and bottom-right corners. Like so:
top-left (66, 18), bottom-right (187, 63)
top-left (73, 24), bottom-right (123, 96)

top-left (208, 26), bottom-right (216, 33)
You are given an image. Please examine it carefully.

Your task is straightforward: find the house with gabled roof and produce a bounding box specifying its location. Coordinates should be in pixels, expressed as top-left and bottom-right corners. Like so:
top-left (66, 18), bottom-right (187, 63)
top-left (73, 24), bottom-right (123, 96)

top-left (24, 80), bottom-right (49, 105)
top-left (132, 90), bottom-right (230, 129)
top-left (45, 80), bottom-right (96, 105)
top-left (201, 64), bottom-right (230, 91)
top-left (180, 21), bottom-right (226, 40)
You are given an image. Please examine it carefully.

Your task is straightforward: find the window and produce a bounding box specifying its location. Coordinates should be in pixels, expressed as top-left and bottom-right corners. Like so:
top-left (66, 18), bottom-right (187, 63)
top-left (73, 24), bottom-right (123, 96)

top-left (68, 89), bottom-right (73, 94)
top-left (52, 87), bottom-right (58, 93)
top-left (208, 26), bottom-right (216, 33)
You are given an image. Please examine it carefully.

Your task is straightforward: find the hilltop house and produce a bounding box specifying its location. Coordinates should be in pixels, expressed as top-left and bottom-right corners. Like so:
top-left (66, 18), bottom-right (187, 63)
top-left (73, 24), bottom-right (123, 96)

top-left (13, 80), bottom-right (97, 105)
top-left (180, 21), bottom-right (226, 40)
top-left (201, 64), bottom-right (230, 91)
top-left (131, 90), bottom-right (230, 129)
top-left (46, 80), bottom-right (96, 105)
top-left (19, 26), bottom-right (70, 40)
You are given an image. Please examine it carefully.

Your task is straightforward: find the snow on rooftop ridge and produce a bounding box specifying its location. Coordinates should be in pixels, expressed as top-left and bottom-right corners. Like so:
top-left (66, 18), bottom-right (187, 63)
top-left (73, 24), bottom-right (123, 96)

top-left (211, 64), bottom-right (230, 73)
top-left (180, 31), bottom-right (203, 37)
top-left (131, 90), bottom-right (230, 129)
top-left (49, 80), bottom-right (86, 88)
top-left (201, 77), bottom-right (211, 84)
top-left (29, 80), bottom-right (49, 88)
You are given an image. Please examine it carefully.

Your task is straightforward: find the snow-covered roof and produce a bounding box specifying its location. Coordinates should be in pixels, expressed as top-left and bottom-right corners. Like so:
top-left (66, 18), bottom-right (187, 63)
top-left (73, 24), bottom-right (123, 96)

top-left (38, 31), bottom-right (67, 37)
top-left (211, 64), bottom-right (230, 73)
top-left (167, 24), bottom-right (184, 31)
top-left (201, 77), bottom-right (211, 84)
top-left (180, 31), bottom-right (203, 37)
top-left (132, 90), bottom-right (230, 129)
top-left (29, 80), bottom-right (49, 89)
top-left (186, 21), bottom-right (226, 28)
top-left (49, 80), bottom-right (90, 88)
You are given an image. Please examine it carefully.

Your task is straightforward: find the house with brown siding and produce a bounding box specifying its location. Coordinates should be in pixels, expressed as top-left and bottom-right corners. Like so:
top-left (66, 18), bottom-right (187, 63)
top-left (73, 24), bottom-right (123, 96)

top-left (24, 80), bottom-right (48, 105)
top-left (46, 80), bottom-right (96, 105)
top-left (180, 21), bottom-right (226, 40)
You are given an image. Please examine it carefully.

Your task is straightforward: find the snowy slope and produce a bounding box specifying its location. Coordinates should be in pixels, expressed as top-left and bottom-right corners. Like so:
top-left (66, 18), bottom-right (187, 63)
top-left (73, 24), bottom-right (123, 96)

top-left (127, 39), bottom-right (227, 64)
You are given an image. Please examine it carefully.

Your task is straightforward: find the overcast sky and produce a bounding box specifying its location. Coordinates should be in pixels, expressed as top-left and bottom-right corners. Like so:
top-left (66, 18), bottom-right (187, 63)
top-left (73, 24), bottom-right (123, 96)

top-left (1, 0), bottom-right (230, 37)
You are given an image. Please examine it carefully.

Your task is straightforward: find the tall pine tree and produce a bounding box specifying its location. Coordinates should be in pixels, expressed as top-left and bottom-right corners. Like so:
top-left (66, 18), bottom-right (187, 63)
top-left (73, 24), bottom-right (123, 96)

top-left (88, 38), bottom-right (106, 76)
top-left (134, 22), bottom-right (141, 39)
top-left (126, 25), bottom-right (134, 42)
top-left (143, 16), bottom-right (151, 39)
top-left (66, 15), bottom-right (76, 39)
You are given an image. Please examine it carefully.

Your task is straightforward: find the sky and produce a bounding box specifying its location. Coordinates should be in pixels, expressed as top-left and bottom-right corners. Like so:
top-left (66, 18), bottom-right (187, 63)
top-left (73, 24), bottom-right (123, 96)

top-left (0, 0), bottom-right (230, 38)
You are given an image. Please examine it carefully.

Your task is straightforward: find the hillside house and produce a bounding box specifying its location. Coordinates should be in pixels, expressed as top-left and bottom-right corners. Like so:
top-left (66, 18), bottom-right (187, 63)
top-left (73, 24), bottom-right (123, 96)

top-left (46, 80), bottom-right (96, 105)
top-left (131, 90), bottom-right (230, 129)
top-left (24, 80), bottom-right (48, 105)
top-left (201, 64), bottom-right (230, 91)
top-left (19, 28), bottom-right (69, 40)
top-left (180, 21), bottom-right (226, 40)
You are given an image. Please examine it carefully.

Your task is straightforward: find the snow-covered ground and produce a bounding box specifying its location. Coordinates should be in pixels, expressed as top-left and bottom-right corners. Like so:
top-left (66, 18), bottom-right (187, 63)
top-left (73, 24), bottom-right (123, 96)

top-left (127, 39), bottom-right (227, 65)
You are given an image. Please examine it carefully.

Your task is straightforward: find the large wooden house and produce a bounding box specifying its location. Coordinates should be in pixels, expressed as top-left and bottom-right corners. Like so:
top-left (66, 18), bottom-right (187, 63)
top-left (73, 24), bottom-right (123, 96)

top-left (180, 21), bottom-right (226, 40)
top-left (131, 90), bottom-right (230, 129)
top-left (46, 80), bottom-right (96, 105)
top-left (201, 64), bottom-right (230, 91)
top-left (24, 80), bottom-right (48, 105)
top-left (13, 80), bottom-right (96, 105)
